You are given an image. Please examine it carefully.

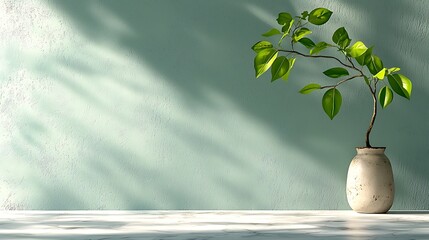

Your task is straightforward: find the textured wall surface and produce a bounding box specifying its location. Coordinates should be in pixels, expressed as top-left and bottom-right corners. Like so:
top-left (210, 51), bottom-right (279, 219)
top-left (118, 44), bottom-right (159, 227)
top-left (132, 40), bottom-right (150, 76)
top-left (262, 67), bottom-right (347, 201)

top-left (0, 0), bottom-right (427, 210)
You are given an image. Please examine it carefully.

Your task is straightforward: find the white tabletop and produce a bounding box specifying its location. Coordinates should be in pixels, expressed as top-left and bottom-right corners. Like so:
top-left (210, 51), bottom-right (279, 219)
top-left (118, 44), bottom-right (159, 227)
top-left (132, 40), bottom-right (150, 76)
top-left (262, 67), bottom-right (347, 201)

top-left (0, 211), bottom-right (427, 239)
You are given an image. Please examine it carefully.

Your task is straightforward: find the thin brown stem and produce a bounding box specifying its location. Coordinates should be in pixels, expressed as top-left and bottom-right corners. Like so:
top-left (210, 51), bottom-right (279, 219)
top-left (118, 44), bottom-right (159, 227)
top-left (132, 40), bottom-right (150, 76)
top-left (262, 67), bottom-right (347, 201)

top-left (320, 74), bottom-right (363, 89)
top-left (346, 56), bottom-right (356, 69)
top-left (365, 79), bottom-right (378, 148)
top-left (278, 49), bottom-right (355, 70)
top-left (365, 92), bottom-right (377, 148)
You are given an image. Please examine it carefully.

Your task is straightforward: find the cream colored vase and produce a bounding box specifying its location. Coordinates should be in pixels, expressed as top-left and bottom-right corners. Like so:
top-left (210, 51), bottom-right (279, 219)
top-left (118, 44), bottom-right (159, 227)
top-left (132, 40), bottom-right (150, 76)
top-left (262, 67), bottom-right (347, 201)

top-left (346, 148), bottom-right (394, 213)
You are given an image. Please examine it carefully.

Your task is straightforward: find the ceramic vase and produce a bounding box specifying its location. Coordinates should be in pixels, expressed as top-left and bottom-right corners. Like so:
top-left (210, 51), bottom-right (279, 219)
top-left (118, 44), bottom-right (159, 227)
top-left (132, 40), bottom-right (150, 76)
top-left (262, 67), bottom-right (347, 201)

top-left (346, 147), bottom-right (394, 213)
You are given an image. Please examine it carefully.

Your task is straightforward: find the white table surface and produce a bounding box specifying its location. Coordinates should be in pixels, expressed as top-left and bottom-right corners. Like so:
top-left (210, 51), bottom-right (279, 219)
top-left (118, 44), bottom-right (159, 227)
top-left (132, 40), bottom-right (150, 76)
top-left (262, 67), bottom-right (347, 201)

top-left (0, 211), bottom-right (428, 239)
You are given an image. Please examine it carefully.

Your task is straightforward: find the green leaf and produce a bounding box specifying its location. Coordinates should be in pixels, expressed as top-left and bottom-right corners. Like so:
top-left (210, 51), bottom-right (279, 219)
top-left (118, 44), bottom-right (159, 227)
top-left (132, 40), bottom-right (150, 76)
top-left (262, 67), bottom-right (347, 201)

top-left (323, 67), bottom-right (349, 78)
top-left (346, 41), bottom-right (368, 58)
top-left (332, 27), bottom-right (351, 49)
top-left (271, 56), bottom-right (290, 82)
top-left (374, 68), bottom-right (387, 80)
top-left (308, 8), bottom-right (333, 25)
top-left (387, 74), bottom-right (412, 99)
top-left (388, 67), bottom-right (400, 74)
top-left (282, 58), bottom-right (296, 81)
top-left (378, 86), bottom-right (393, 108)
top-left (310, 42), bottom-right (329, 55)
top-left (332, 27), bottom-right (346, 44)
top-left (281, 19), bottom-right (295, 35)
top-left (279, 33), bottom-right (287, 45)
top-left (355, 47), bottom-right (373, 66)
top-left (322, 88), bottom-right (342, 120)
top-left (292, 28), bottom-right (312, 42)
top-left (367, 55), bottom-right (384, 75)
top-left (298, 38), bottom-right (316, 49)
top-left (278, 16), bottom-right (295, 45)
top-left (299, 83), bottom-right (321, 94)
top-left (301, 11), bottom-right (309, 20)
top-left (363, 76), bottom-right (370, 86)
top-left (277, 12), bottom-right (293, 25)
top-left (251, 41), bottom-right (273, 53)
top-left (254, 49), bottom-right (278, 78)
top-left (262, 28), bottom-right (281, 37)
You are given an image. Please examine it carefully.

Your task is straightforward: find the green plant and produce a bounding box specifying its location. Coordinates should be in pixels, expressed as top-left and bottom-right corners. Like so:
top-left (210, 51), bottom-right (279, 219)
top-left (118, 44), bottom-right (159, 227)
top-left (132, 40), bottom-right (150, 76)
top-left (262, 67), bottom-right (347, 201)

top-left (252, 7), bottom-right (412, 148)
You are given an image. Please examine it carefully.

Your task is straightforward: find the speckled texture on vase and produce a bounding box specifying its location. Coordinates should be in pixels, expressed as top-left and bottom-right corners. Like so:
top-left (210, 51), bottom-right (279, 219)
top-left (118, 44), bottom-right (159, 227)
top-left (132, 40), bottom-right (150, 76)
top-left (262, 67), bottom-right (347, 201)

top-left (347, 148), bottom-right (394, 213)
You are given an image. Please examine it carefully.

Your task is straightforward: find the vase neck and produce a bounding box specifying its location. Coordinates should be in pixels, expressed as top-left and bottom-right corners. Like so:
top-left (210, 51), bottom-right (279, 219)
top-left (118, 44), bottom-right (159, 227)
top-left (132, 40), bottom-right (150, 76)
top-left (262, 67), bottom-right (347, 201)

top-left (356, 147), bottom-right (386, 155)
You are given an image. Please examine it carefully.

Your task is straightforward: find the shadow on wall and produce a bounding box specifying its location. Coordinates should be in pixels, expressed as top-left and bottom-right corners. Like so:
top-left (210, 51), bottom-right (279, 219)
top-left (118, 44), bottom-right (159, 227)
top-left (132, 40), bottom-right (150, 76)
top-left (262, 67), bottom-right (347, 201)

top-left (6, 0), bottom-right (428, 209)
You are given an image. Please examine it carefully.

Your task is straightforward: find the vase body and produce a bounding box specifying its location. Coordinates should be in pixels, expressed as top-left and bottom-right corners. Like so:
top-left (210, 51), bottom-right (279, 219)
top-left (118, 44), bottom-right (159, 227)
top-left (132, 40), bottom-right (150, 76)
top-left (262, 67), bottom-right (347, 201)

top-left (346, 147), bottom-right (394, 213)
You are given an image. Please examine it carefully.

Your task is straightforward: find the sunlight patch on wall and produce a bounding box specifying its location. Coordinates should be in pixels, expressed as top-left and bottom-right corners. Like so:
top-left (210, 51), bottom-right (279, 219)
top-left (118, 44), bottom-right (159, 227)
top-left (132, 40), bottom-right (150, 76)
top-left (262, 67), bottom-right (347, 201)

top-left (2, 0), bottom-right (413, 210)
top-left (89, 1), bottom-right (134, 38)
top-left (244, 3), bottom-right (279, 28)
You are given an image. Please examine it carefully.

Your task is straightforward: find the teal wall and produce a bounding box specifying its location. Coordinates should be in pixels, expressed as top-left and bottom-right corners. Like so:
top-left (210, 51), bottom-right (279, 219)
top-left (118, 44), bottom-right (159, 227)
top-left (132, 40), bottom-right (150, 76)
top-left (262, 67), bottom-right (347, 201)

top-left (0, 0), bottom-right (428, 210)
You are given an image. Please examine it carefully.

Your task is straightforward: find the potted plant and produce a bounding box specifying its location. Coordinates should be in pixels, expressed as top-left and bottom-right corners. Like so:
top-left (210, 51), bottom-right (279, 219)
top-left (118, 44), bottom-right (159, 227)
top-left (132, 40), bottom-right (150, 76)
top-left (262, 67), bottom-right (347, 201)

top-left (251, 7), bottom-right (412, 213)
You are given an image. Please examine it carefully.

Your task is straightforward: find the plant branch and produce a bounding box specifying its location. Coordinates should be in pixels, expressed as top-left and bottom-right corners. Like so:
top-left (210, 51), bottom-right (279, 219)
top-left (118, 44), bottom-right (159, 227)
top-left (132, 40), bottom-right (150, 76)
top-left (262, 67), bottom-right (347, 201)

top-left (365, 89), bottom-right (377, 148)
top-left (320, 74), bottom-right (363, 89)
top-left (278, 49), bottom-right (355, 70)
top-left (346, 56), bottom-right (356, 69)
top-left (365, 78), bottom-right (378, 148)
